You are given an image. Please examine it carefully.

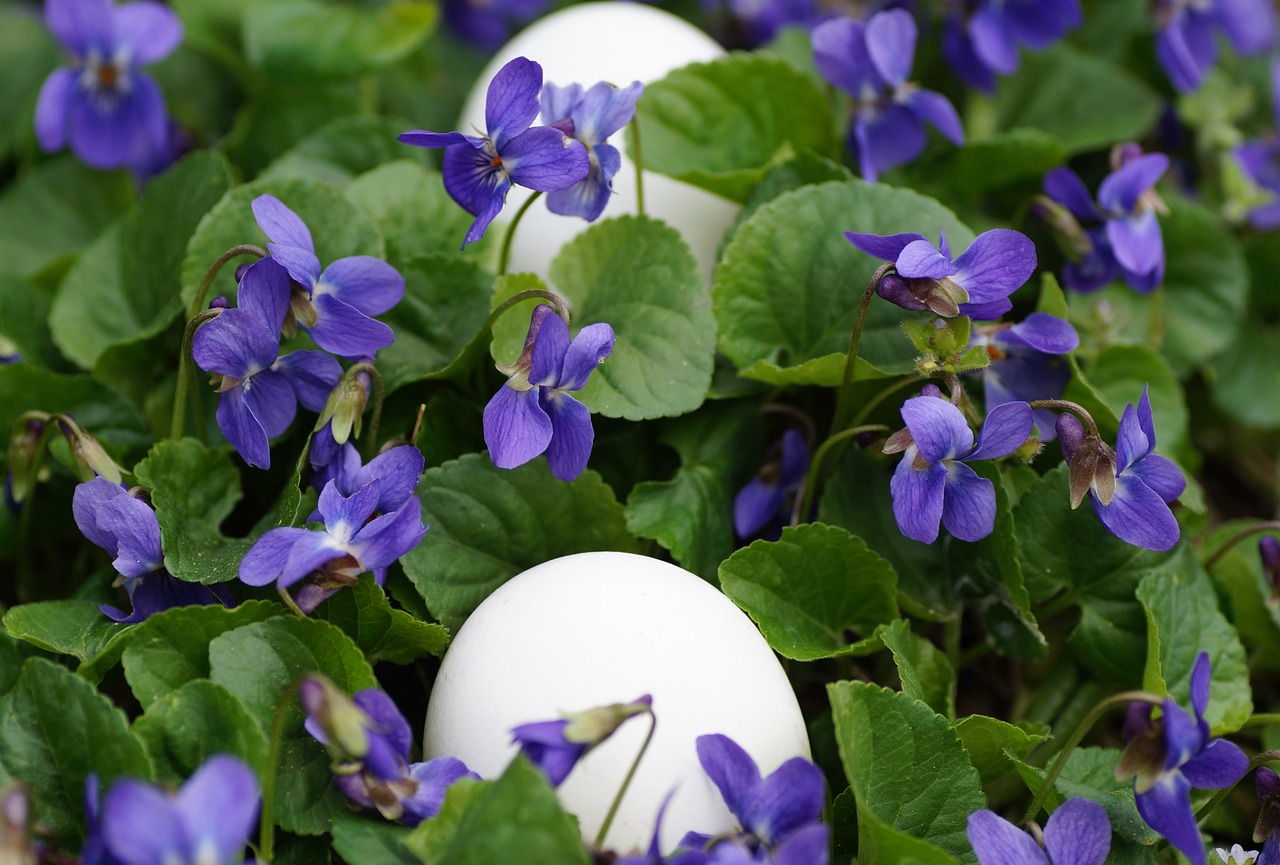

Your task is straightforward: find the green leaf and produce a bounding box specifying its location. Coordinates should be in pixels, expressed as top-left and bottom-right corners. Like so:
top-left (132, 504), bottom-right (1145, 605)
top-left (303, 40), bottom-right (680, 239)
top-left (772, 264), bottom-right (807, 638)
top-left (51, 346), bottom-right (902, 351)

top-left (1137, 569), bottom-right (1252, 734)
top-left (2, 601), bottom-right (123, 667)
top-left (0, 275), bottom-right (59, 368)
top-left (720, 151), bottom-right (854, 256)
top-left (209, 616), bottom-right (377, 835)
top-left (995, 45), bottom-right (1161, 153)
top-left (133, 439), bottom-right (252, 585)
top-left (133, 679), bottom-right (270, 784)
top-left (0, 8), bottom-right (56, 162)
top-left (546, 215), bottom-right (715, 420)
top-left (401, 455), bottom-right (641, 631)
top-left (313, 574), bottom-right (449, 664)
top-left (49, 151), bottom-right (234, 369)
top-left (1011, 746), bottom-right (1158, 846)
top-left (1209, 322), bottom-right (1280, 428)
top-left (245, 0), bottom-right (436, 81)
top-left (181, 175), bottom-right (384, 309)
top-left (0, 156), bottom-right (132, 280)
top-left (404, 778), bottom-right (487, 863)
top-left (952, 716), bottom-right (1049, 785)
top-left (714, 181), bottom-right (973, 384)
top-left (376, 255), bottom-right (493, 393)
top-left (229, 86), bottom-right (364, 178)
top-left (121, 601), bottom-right (280, 709)
top-left (347, 161), bottom-right (484, 268)
top-left (332, 810), bottom-right (421, 865)
top-left (0, 365), bottom-right (149, 456)
top-left (828, 680), bottom-right (983, 865)
top-left (877, 618), bottom-right (954, 718)
top-left (0, 658), bottom-right (152, 844)
top-left (407, 758), bottom-right (590, 865)
top-left (719, 524), bottom-right (898, 660)
top-left (1203, 522), bottom-right (1280, 667)
top-left (635, 53), bottom-right (836, 203)
top-left (263, 116), bottom-right (431, 187)
top-left (932, 128), bottom-right (1067, 195)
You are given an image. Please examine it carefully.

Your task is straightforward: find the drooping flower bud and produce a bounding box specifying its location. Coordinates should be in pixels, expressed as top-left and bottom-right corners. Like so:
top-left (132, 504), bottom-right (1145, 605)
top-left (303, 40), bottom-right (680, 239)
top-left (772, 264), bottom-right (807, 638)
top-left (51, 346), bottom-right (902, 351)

top-left (5, 418), bottom-right (47, 507)
top-left (55, 417), bottom-right (123, 484)
top-left (1255, 767), bottom-right (1280, 844)
top-left (299, 674), bottom-right (372, 772)
top-left (1056, 413), bottom-right (1116, 507)
top-left (316, 363), bottom-right (373, 446)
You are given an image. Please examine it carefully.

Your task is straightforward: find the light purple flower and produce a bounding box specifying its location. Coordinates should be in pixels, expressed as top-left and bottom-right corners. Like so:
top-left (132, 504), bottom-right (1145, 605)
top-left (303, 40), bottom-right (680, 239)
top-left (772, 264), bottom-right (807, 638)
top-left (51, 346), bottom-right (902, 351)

top-left (399, 57), bottom-right (590, 247)
top-left (942, 0), bottom-right (1081, 92)
top-left (191, 258), bottom-right (341, 470)
top-left (846, 228), bottom-right (1037, 320)
top-left (251, 195), bottom-right (404, 359)
top-left (813, 10), bottom-right (965, 183)
top-left (973, 313), bottom-right (1079, 440)
top-left (540, 79), bottom-right (644, 222)
top-left (1234, 60), bottom-right (1280, 230)
top-left (1155, 0), bottom-right (1276, 93)
top-left (1056, 385), bottom-right (1185, 552)
top-left (35, 0), bottom-right (181, 171)
top-left (734, 429), bottom-right (810, 540)
top-left (886, 396), bottom-right (1032, 544)
top-left (968, 798), bottom-right (1110, 865)
top-left (100, 755), bottom-right (259, 865)
top-left (483, 304), bottom-right (614, 482)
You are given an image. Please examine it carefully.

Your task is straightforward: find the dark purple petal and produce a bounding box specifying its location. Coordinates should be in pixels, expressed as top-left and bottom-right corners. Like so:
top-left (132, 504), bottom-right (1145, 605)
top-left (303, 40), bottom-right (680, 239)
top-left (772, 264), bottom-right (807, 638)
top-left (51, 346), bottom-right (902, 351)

top-left (969, 4), bottom-right (1019, 74)
top-left (855, 104), bottom-right (927, 182)
top-left (402, 758), bottom-right (480, 826)
top-left (780, 429), bottom-right (810, 487)
top-left (504, 126), bottom-right (589, 192)
top-left (438, 142), bottom-right (510, 246)
top-left (696, 735), bottom-right (762, 824)
top-left (940, 462), bottom-right (997, 542)
top-left (1215, 0), bottom-right (1278, 54)
top-left (73, 477), bottom-right (128, 552)
top-left (354, 445), bottom-right (425, 513)
top-left (273, 351), bottom-right (342, 413)
top-left (959, 298), bottom-right (1013, 320)
top-left (557, 322), bottom-right (615, 391)
top-left (237, 258), bottom-right (294, 335)
top-left (1182, 738), bottom-right (1249, 790)
top-left (243, 369), bottom-right (297, 441)
top-left (96, 493), bottom-right (163, 579)
top-left (1107, 210), bottom-right (1163, 283)
top-left (252, 194), bottom-right (315, 253)
top-left (1044, 798), bottom-right (1111, 865)
top-left (952, 229), bottom-right (1036, 306)
top-left (173, 756), bottom-right (259, 864)
top-left (967, 809), bottom-right (1048, 865)
top-left (484, 386), bottom-right (553, 470)
top-left (967, 400), bottom-right (1033, 461)
top-left (1098, 154), bottom-right (1169, 215)
top-left (1129, 454), bottom-right (1185, 504)
top-left (34, 68), bottom-right (75, 151)
top-left (105, 574), bottom-right (226, 624)
top-left (541, 391), bottom-right (594, 482)
top-left (844, 231), bottom-right (928, 263)
top-left (191, 310), bottom-right (277, 379)
top-left (890, 451), bottom-right (947, 543)
top-left (102, 779), bottom-right (186, 865)
top-left (46, 0), bottom-right (112, 57)
top-left (774, 823), bottom-right (829, 865)
top-left (742, 757), bottom-right (825, 843)
top-left (901, 396), bottom-right (973, 463)
top-left (812, 18), bottom-right (876, 96)
top-left (485, 56), bottom-right (543, 150)
top-left (319, 257), bottom-right (405, 316)
top-left (865, 8), bottom-right (916, 86)
top-left (1162, 698), bottom-right (1204, 771)
top-left (734, 477), bottom-right (785, 539)
top-left (1043, 168), bottom-right (1099, 220)
top-left (308, 293), bottom-right (396, 358)
top-left (1135, 772), bottom-right (1203, 865)
top-left (114, 1), bottom-right (183, 64)
top-left (1157, 15), bottom-right (1217, 93)
top-left (1092, 474), bottom-right (1180, 552)
top-left (353, 689), bottom-right (413, 768)
top-left (216, 384), bottom-right (271, 470)
top-left (239, 527), bottom-right (309, 586)
top-left (906, 89), bottom-right (966, 146)
top-left (943, 18), bottom-right (997, 91)
top-left (999, 313), bottom-right (1079, 354)
top-left (350, 498), bottom-right (428, 570)
top-left (896, 239), bottom-right (958, 280)
top-left (397, 130), bottom-right (472, 150)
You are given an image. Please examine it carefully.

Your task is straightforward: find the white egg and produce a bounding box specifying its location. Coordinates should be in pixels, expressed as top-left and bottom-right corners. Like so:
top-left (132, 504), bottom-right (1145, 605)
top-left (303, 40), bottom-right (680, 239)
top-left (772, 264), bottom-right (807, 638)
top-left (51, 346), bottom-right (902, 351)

top-left (423, 551), bottom-right (811, 854)
top-left (457, 2), bottom-right (741, 284)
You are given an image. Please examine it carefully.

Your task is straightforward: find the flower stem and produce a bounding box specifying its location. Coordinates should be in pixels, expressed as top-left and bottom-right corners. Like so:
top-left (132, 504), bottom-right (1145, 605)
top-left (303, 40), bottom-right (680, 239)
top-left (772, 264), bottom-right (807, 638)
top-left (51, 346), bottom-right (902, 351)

top-left (629, 119), bottom-right (645, 216)
top-left (485, 289), bottom-right (572, 332)
top-left (1243, 714), bottom-right (1280, 729)
top-left (594, 710), bottom-right (657, 849)
top-left (170, 309), bottom-right (223, 442)
top-left (830, 265), bottom-right (891, 437)
top-left (498, 192), bottom-right (542, 277)
top-left (1022, 690), bottom-right (1164, 823)
top-left (258, 679), bottom-right (302, 864)
top-left (188, 244), bottom-right (267, 320)
top-left (791, 424), bottom-right (889, 526)
top-left (1025, 399), bottom-right (1102, 440)
top-left (341, 362), bottom-right (384, 463)
top-left (1203, 521), bottom-right (1280, 570)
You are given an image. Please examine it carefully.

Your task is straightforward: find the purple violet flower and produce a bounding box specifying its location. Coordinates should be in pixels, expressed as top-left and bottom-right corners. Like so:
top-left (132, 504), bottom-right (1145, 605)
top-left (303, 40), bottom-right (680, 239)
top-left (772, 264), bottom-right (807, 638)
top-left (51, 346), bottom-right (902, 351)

top-left (1044, 147), bottom-right (1169, 294)
top-left (399, 57), bottom-right (590, 247)
top-left (511, 695), bottom-right (652, 788)
top-left (483, 304), bottom-right (615, 482)
top-left (1255, 768), bottom-right (1280, 865)
top-left (442, 0), bottom-right (548, 51)
top-left (1056, 385), bottom-right (1185, 552)
top-left (1234, 61), bottom-right (1280, 230)
top-left (252, 195), bottom-right (405, 359)
top-left (968, 798), bottom-right (1110, 865)
top-left (813, 10), bottom-right (965, 183)
top-left (734, 429), bottom-right (811, 541)
top-left (846, 227), bottom-right (1037, 320)
top-left (941, 0), bottom-right (1081, 92)
top-left (973, 313), bottom-right (1079, 440)
top-left (34, 0), bottom-right (182, 171)
top-left (192, 258), bottom-right (341, 470)
top-left (885, 396), bottom-right (1032, 544)
top-left (100, 755), bottom-right (259, 865)
top-left (238, 476), bottom-right (427, 614)
top-left (1154, 0), bottom-right (1276, 93)
top-left (540, 79), bottom-right (644, 222)
top-left (1117, 652), bottom-right (1248, 865)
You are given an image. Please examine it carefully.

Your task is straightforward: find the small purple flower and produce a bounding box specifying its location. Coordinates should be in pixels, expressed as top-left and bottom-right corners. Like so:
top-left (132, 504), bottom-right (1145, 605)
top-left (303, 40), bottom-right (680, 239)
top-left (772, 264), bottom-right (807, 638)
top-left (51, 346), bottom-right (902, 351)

top-left (252, 195), bottom-right (405, 359)
top-left (1234, 61), bottom-right (1280, 231)
top-left (192, 258), bottom-right (341, 470)
top-left (885, 396), bottom-right (1032, 544)
top-left (540, 79), bottom-right (644, 223)
top-left (511, 695), bottom-right (652, 788)
top-left (442, 0), bottom-right (547, 50)
top-left (100, 755), bottom-right (259, 865)
top-left (846, 227), bottom-right (1037, 320)
top-left (813, 10), bottom-right (965, 183)
top-left (34, 0), bottom-right (181, 171)
top-left (399, 57), bottom-right (590, 247)
top-left (734, 429), bottom-right (811, 540)
top-left (968, 798), bottom-right (1110, 865)
top-left (1155, 0), bottom-right (1276, 93)
top-left (239, 476), bottom-right (427, 614)
top-left (1044, 147), bottom-right (1169, 294)
top-left (1056, 386), bottom-right (1185, 552)
top-left (973, 313), bottom-right (1079, 440)
top-left (1117, 652), bottom-right (1248, 865)
top-left (942, 0), bottom-right (1081, 92)
top-left (483, 304), bottom-right (614, 482)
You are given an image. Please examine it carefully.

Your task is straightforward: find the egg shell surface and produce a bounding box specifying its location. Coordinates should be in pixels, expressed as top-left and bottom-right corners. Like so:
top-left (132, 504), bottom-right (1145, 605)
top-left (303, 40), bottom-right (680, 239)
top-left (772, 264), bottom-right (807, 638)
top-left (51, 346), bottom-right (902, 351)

top-left (456, 2), bottom-right (740, 283)
top-left (423, 551), bottom-right (811, 854)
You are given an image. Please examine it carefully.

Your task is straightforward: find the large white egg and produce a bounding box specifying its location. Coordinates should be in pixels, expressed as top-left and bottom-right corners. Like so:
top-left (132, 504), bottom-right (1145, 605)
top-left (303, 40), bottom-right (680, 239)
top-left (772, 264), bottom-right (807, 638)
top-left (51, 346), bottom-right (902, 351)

top-left (423, 551), bottom-right (810, 854)
top-left (457, 2), bottom-right (741, 284)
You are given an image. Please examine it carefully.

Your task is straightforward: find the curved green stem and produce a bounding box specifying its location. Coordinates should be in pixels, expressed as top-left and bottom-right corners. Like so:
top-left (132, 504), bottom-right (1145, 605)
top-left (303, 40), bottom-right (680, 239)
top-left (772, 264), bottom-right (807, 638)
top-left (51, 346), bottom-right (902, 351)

top-left (791, 424), bottom-right (890, 527)
top-left (355, 364), bottom-right (385, 463)
top-left (1241, 714), bottom-right (1280, 729)
top-left (1204, 521), bottom-right (1280, 570)
top-left (258, 678), bottom-right (304, 863)
top-left (1023, 690), bottom-right (1164, 823)
top-left (830, 265), bottom-right (890, 437)
top-left (629, 119), bottom-right (645, 216)
top-left (484, 289), bottom-right (572, 335)
top-left (594, 711), bottom-right (657, 849)
top-left (498, 192), bottom-right (543, 276)
top-left (1025, 399), bottom-right (1102, 440)
top-left (850, 376), bottom-right (923, 429)
top-left (187, 244), bottom-right (267, 319)
top-left (170, 309), bottom-right (223, 442)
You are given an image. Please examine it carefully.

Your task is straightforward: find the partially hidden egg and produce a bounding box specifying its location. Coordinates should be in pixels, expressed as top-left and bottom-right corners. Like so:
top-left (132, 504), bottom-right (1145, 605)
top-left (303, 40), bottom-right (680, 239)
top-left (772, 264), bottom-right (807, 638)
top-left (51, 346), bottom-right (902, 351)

top-left (422, 551), bottom-right (811, 854)
top-left (456, 2), bottom-right (741, 283)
